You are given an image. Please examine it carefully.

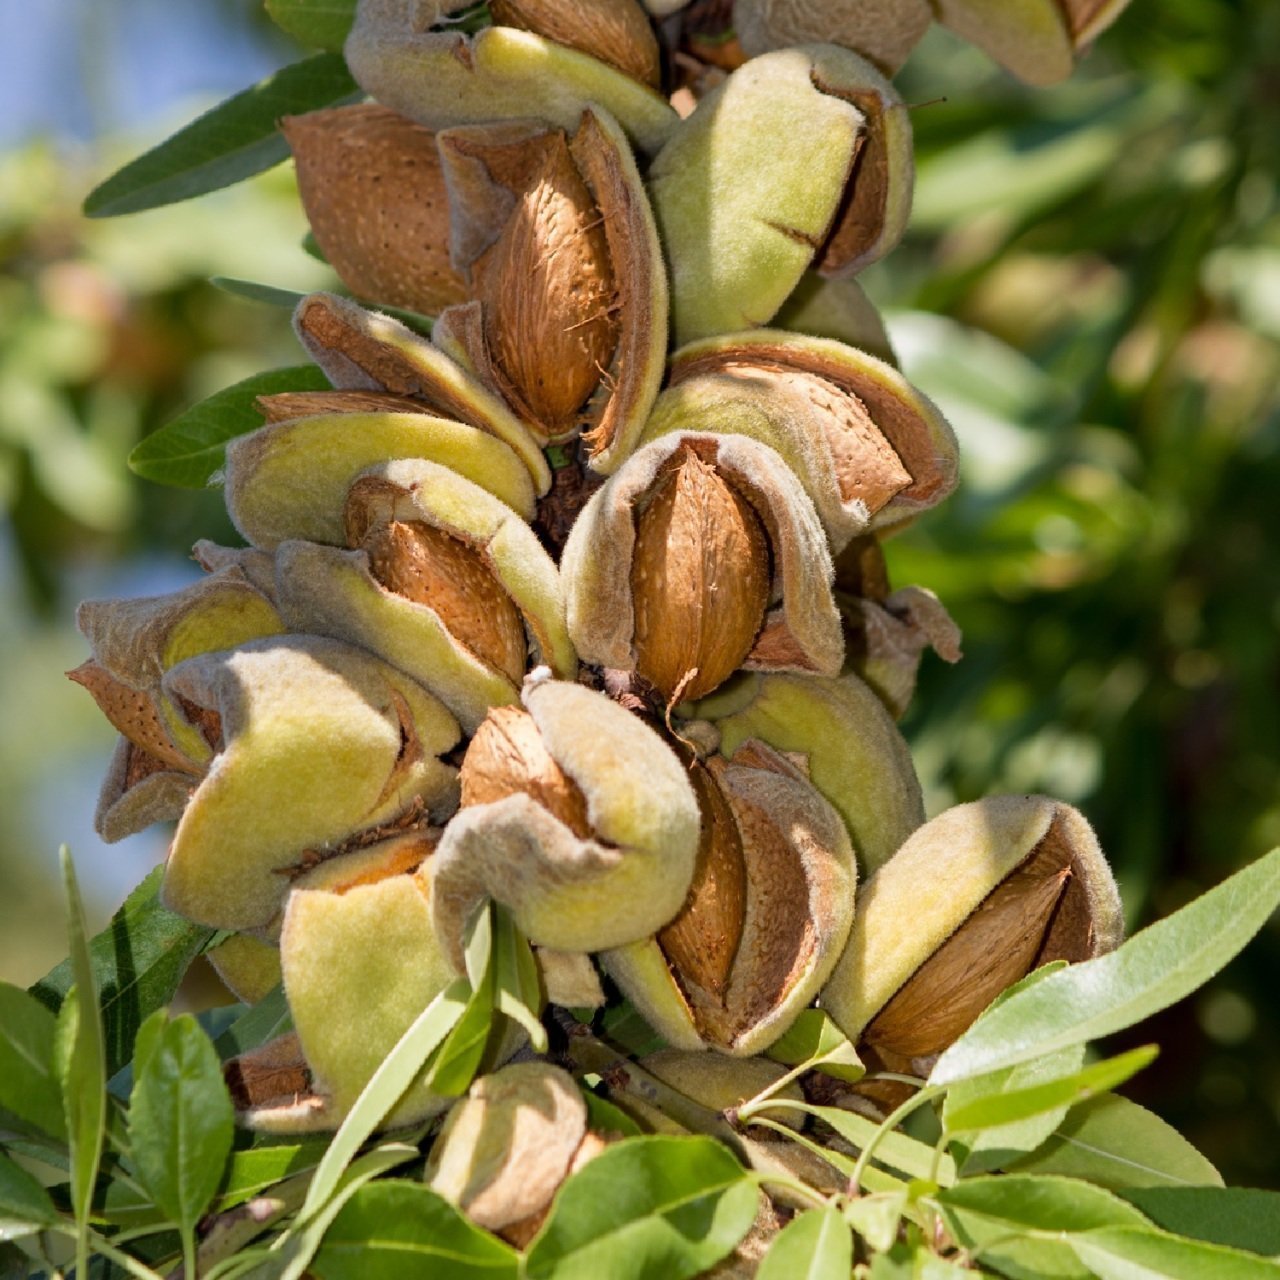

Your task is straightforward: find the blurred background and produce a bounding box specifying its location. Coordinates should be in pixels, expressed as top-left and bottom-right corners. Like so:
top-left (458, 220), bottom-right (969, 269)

top-left (0, 0), bottom-right (1276, 1186)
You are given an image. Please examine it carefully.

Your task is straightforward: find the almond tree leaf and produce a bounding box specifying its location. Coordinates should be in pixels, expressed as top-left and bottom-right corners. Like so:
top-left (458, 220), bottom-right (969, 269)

top-left (1117, 1189), bottom-right (1280, 1257)
top-left (265, 0), bottom-right (357, 51)
top-left (764, 1010), bottom-right (864, 1083)
top-left (128, 1014), bottom-right (235, 1236)
top-left (931, 847), bottom-right (1280, 1086)
top-left (757, 1206), bottom-right (853, 1280)
top-left (1008, 1092), bottom-right (1224, 1190)
top-left (83, 53), bottom-right (360, 217)
top-left (212, 986), bottom-right (294, 1062)
top-left (53, 849), bottom-right (107, 1276)
top-left (30, 866), bottom-right (216, 1078)
top-left (756, 1100), bottom-right (955, 1185)
top-left (0, 984), bottom-right (65, 1142)
top-left (581, 1090), bottom-right (643, 1139)
top-left (945, 1044), bottom-right (1086, 1175)
top-left (935, 1175), bottom-right (1150, 1280)
top-left (492, 907), bottom-right (547, 1054)
top-left (1070, 1226), bottom-right (1280, 1280)
top-left (298, 978), bottom-right (470, 1222)
top-left (128, 365), bottom-right (331, 489)
top-left (524, 1135), bottom-right (757, 1280)
top-left (310, 1180), bottom-right (520, 1280)
top-left (943, 1046), bottom-right (1158, 1136)
top-left (0, 1153), bottom-right (58, 1228)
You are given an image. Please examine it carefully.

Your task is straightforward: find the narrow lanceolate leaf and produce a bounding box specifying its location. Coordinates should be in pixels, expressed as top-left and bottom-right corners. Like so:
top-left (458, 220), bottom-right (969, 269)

top-left (83, 53), bottom-right (360, 217)
top-left (265, 0), bottom-right (357, 51)
top-left (311, 1181), bottom-right (520, 1280)
top-left (935, 1175), bottom-right (1150, 1280)
top-left (212, 985), bottom-right (293, 1061)
top-left (524, 1136), bottom-right (757, 1280)
top-left (758, 1101), bottom-right (955, 1186)
top-left (54, 849), bottom-right (107, 1273)
top-left (757, 1206), bottom-right (853, 1280)
top-left (214, 1141), bottom-right (330, 1212)
top-left (0, 984), bottom-right (64, 1142)
top-left (128, 1014), bottom-right (235, 1236)
top-left (1011, 1093), bottom-right (1223, 1190)
top-left (945, 1043), bottom-right (1086, 1175)
top-left (1070, 1226), bottom-right (1280, 1280)
top-left (943, 1046), bottom-right (1158, 1136)
top-left (129, 365), bottom-right (330, 489)
top-left (299, 979), bottom-right (470, 1222)
top-left (31, 867), bottom-right (215, 1078)
top-left (1121, 1188), bottom-right (1280, 1258)
top-left (931, 846), bottom-right (1280, 1085)
top-left (492, 906), bottom-right (547, 1054)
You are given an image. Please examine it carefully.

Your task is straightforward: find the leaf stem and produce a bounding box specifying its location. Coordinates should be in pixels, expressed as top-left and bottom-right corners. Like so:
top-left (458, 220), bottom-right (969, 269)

top-left (847, 1085), bottom-right (943, 1196)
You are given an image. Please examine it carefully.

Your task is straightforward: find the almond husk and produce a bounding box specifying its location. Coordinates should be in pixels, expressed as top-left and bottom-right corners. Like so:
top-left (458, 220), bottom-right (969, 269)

top-left (657, 758), bottom-right (749, 997)
top-left (862, 836), bottom-right (1073, 1062)
top-left (460, 706), bottom-right (593, 839)
top-left (631, 445), bottom-right (771, 703)
top-left (255, 389), bottom-right (425, 423)
top-left (360, 518), bottom-right (527, 687)
top-left (471, 131), bottom-right (619, 443)
top-left (490, 0), bottom-right (661, 87)
top-left (282, 104), bottom-right (466, 316)
top-left (732, 0), bottom-right (932, 75)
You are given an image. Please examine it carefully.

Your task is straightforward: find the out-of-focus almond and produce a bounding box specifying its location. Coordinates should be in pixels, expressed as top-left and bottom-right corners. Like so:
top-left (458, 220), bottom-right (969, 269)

top-left (631, 446), bottom-right (770, 703)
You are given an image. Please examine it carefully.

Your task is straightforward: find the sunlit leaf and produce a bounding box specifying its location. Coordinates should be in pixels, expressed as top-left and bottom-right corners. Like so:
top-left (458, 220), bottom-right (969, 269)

top-left (1071, 1226), bottom-right (1280, 1280)
top-left (524, 1136), bottom-right (757, 1280)
top-left (83, 53), bottom-right (360, 216)
top-left (764, 1010), bottom-right (864, 1083)
top-left (129, 365), bottom-right (330, 489)
top-left (931, 848), bottom-right (1280, 1085)
top-left (311, 1180), bottom-right (519, 1280)
top-left (757, 1206), bottom-right (852, 1280)
top-left (128, 1014), bottom-right (234, 1239)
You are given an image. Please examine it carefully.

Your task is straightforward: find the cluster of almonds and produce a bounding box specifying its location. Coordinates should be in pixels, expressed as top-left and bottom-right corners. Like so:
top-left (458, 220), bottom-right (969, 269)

top-left (70, 0), bottom-right (1132, 1250)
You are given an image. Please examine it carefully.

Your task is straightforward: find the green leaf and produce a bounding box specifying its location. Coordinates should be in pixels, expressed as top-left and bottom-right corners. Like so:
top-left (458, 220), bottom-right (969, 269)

top-left (581, 1091), bottom-right (643, 1139)
top-left (298, 978), bottom-right (470, 1222)
top-left (931, 847), bottom-right (1280, 1086)
top-left (0, 1154), bottom-right (58, 1228)
top-left (756, 1101), bottom-right (954, 1185)
top-left (945, 1044), bottom-right (1086, 1175)
top-left (266, 1142), bottom-right (419, 1280)
top-left (128, 1014), bottom-right (234, 1237)
top-left (1070, 1226), bottom-right (1280, 1280)
top-left (843, 1191), bottom-right (906, 1254)
top-left (764, 1010), bottom-right (864, 1083)
top-left (934, 1175), bottom-right (1150, 1280)
top-left (30, 866), bottom-right (216, 1078)
top-left (524, 1136), bottom-right (757, 1280)
top-left (1119, 1188), bottom-right (1280, 1257)
top-left (0, 984), bottom-right (65, 1142)
top-left (492, 907), bottom-right (547, 1054)
top-left (265, 0), bottom-right (357, 51)
top-left (943, 1046), bottom-right (1157, 1136)
top-left (213, 986), bottom-right (294, 1061)
top-left (757, 1206), bottom-right (852, 1280)
top-left (1008, 1093), bottom-right (1224, 1191)
top-left (599, 1001), bottom-right (668, 1059)
top-left (53, 849), bottom-right (106, 1271)
top-left (83, 53), bottom-right (360, 217)
top-left (215, 1141), bottom-right (330, 1213)
top-left (311, 1180), bottom-right (519, 1280)
top-left (427, 907), bottom-right (496, 1098)
top-left (128, 365), bottom-right (331, 489)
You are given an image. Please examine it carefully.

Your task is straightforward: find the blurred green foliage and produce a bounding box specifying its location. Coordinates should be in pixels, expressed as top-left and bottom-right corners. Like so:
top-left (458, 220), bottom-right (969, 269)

top-left (0, 0), bottom-right (1275, 1187)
